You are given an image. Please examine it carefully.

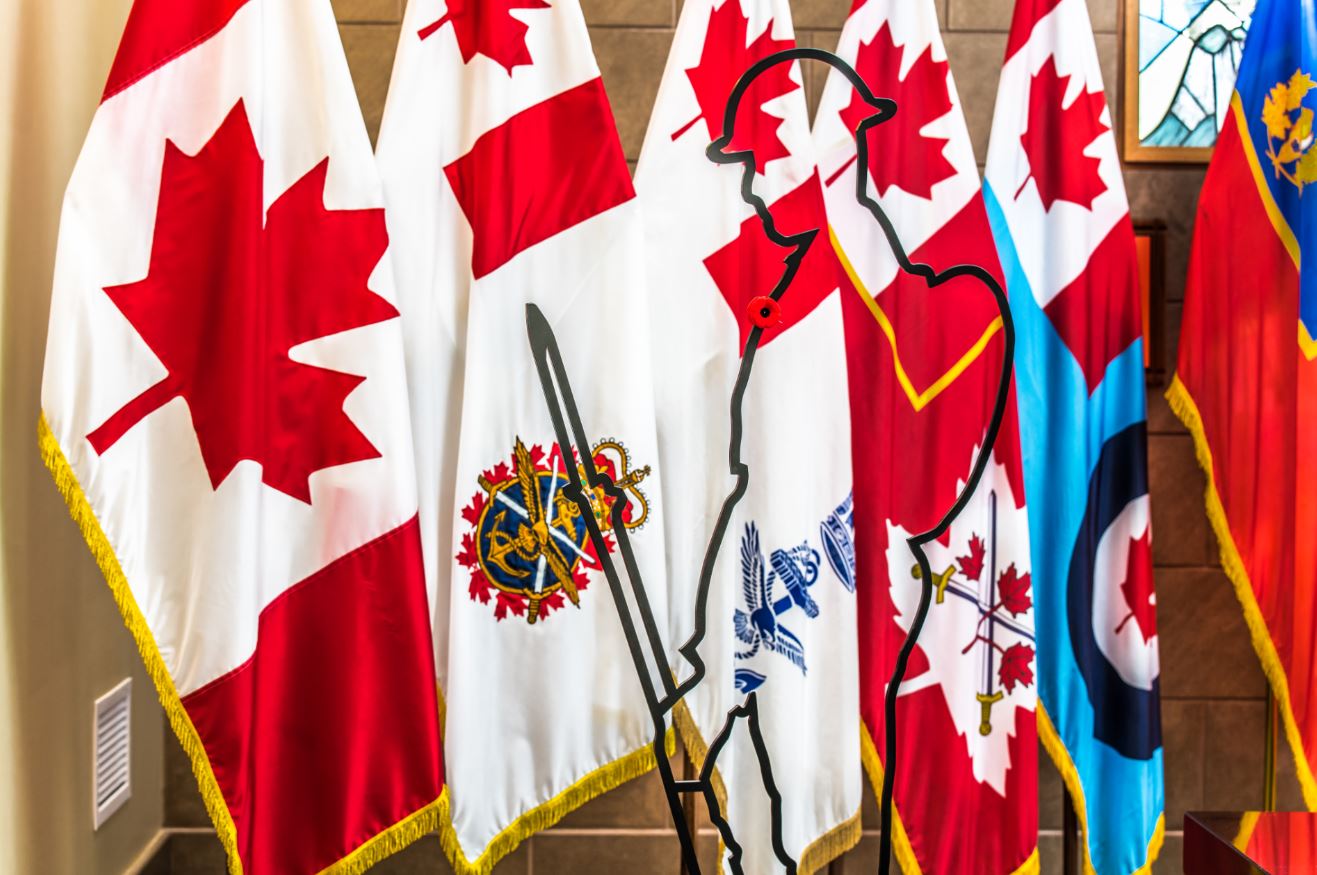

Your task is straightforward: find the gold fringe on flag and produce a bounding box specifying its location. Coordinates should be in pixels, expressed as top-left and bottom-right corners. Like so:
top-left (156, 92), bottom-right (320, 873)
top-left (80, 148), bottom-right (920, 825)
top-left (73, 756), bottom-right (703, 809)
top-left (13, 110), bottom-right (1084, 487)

top-left (675, 701), bottom-right (861, 875)
top-left (1166, 376), bottom-right (1317, 808)
top-left (859, 721), bottom-right (1042, 875)
top-left (1037, 703), bottom-right (1164, 875)
top-left (39, 413), bottom-right (448, 875)
top-left (434, 722), bottom-right (674, 875)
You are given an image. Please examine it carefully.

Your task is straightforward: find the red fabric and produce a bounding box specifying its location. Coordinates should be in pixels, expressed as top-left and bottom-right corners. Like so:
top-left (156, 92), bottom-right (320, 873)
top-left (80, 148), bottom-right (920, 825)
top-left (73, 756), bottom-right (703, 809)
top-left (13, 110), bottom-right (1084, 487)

top-left (844, 191), bottom-right (1036, 874)
top-left (1178, 110), bottom-right (1317, 776)
top-left (444, 78), bottom-right (634, 279)
top-left (103, 0), bottom-right (251, 101)
top-left (1043, 215), bottom-right (1143, 394)
top-left (1244, 813), bottom-right (1317, 873)
top-left (1004, 0), bottom-right (1063, 62)
top-left (871, 197), bottom-right (1010, 393)
top-left (183, 517), bottom-right (444, 874)
top-left (671, 0), bottom-right (799, 171)
top-left (87, 102), bottom-right (397, 503)
top-left (702, 173), bottom-right (842, 350)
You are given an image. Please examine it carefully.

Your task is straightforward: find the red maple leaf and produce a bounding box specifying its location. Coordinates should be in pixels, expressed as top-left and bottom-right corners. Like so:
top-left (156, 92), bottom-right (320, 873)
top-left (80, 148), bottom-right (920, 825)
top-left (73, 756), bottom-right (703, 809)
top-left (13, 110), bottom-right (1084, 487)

top-left (86, 101), bottom-right (397, 503)
top-left (1115, 529), bottom-right (1157, 638)
top-left (457, 531), bottom-right (480, 569)
top-left (461, 492), bottom-right (487, 526)
top-left (494, 590), bottom-right (528, 621)
top-left (484, 461), bottom-right (511, 485)
top-left (418, 0), bottom-right (550, 74)
top-left (1017, 57), bottom-right (1109, 210)
top-left (957, 534), bottom-right (985, 582)
top-left (469, 568), bottom-right (492, 604)
top-left (671, 0), bottom-right (799, 172)
top-left (539, 590), bottom-right (566, 618)
top-left (998, 642), bottom-right (1035, 693)
top-left (832, 23), bottom-right (955, 199)
top-left (997, 563), bottom-right (1032, 616)
top-left (528, 443), bottom-right (546, 466)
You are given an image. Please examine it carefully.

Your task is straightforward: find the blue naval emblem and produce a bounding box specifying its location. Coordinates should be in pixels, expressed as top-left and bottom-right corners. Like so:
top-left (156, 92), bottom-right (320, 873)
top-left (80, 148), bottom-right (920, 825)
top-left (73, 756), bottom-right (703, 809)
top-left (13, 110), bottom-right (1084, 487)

top-left (733, 499), bottom-right (857, 694)
top-left (820, 492), bottom-right (857, 593)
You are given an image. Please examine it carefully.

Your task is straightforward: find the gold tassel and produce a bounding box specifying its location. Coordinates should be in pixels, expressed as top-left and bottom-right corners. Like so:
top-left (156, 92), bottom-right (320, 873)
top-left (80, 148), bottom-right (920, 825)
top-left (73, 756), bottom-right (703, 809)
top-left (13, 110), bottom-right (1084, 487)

top-left (676, 701), bottom-right (861, 874)
top-left (860, 724), bottom-right (924, 875)
top-left (434, 731), bottom-right (674, 875)
top-left (1037, 704), bottom-right (1164, 875)
top-left (319, 792), bottom-right (449, 875)
top-left (1166, 377), bottom-right (1317, 808)
top-left (39, 413), bottom-right (446, 875)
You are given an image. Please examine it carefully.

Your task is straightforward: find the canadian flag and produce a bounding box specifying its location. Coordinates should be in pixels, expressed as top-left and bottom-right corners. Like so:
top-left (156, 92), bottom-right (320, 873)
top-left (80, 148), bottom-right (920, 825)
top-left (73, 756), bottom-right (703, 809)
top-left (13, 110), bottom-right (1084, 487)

top-left (38, 0), bottom-right (444, 872)
top-left (376, 0), bottom-right (669, 869)
top-left (813, 0), bottom-right (1038, 872)
top-left (636, 0), bottom-right (861, 871)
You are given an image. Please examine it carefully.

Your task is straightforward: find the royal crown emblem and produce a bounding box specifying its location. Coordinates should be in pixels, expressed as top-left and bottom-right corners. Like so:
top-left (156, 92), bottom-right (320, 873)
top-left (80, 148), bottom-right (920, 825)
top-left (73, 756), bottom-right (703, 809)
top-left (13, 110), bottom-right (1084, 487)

top-left (1262, 68), bottom-right (1317, 191)
top-left (458, 436), bottom-right (651, 624)
top-left (731, 494), bottom-right (857, 695)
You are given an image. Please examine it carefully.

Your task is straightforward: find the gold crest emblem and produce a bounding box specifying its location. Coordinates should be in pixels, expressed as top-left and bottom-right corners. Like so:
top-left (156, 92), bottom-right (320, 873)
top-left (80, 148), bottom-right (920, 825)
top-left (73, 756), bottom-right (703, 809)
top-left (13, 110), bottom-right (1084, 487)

top-left (1262, 68), bottom-right (1317, 190)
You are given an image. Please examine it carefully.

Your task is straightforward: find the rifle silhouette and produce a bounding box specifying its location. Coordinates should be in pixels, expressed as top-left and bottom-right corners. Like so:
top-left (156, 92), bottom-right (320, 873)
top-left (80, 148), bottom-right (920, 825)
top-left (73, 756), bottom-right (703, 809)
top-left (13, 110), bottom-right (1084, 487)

top-left (526, 47), bottom-right (1014, 875)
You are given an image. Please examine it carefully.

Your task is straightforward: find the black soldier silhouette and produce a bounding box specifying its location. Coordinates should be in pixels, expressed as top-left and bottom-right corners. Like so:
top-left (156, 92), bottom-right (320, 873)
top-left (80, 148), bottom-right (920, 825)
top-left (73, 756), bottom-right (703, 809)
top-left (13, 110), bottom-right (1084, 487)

top-left (526, 48), bottom-right (1014, 875)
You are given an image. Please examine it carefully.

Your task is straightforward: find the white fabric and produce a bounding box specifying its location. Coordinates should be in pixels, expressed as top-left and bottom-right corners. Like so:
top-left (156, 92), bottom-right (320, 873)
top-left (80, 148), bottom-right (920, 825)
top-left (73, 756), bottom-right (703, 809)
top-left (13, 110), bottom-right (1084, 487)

top-left (41, 0), bottom-right (417, 697)
top-left (376, 0), bottom-right (668, 860)
top-left (984, 0), bottom-right (1130, 307)
top-left (636, 1), bottom-right (860, 869)
top-left (813, 0), bottom-right (982, 290)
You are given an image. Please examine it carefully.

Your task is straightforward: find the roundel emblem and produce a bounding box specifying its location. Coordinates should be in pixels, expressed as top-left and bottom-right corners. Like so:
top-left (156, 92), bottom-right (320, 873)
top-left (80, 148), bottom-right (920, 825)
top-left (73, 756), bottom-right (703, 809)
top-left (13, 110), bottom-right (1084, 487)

top-left (1066, 422), bottom-right (1161, 760)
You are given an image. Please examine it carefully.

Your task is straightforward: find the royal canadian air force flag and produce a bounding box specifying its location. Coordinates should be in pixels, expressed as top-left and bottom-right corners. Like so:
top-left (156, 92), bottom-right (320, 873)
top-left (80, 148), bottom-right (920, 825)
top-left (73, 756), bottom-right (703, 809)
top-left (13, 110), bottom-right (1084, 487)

top-left (813, 0), bottom-right (1039, 871)
top-left (984, 0), bottom-right (1165, 873)
top-left (636, 0), bottom-right (860, 871)
top-left (39, 0), bottom-right (445, 872)
top-left (376, 0), bottom-right (668, 870)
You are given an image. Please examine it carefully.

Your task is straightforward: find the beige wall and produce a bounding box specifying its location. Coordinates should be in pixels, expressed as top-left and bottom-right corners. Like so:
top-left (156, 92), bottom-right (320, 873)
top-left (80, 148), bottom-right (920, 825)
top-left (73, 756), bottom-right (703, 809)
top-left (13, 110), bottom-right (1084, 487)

top-left (0, 0), bottom-right (164, 872)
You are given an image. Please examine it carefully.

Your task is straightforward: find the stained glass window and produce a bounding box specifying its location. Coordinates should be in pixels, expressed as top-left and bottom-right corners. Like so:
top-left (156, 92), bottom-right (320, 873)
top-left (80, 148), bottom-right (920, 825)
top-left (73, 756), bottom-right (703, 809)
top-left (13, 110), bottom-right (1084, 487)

top-left (1137, 0), bottom-right (1256, 149)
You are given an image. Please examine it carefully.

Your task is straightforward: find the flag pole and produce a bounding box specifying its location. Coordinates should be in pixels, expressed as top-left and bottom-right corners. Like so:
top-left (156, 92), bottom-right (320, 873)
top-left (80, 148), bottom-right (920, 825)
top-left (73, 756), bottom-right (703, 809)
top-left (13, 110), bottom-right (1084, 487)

top-left (1263, 687), bottom-right (1277, 811)
top-left (1062, 791), bottom-right (1080, 875)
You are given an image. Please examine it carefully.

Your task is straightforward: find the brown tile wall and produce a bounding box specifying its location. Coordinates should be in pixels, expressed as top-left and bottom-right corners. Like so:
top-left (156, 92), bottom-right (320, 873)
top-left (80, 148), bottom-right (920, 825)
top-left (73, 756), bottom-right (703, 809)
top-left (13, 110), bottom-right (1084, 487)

top-left (160, 1), bottom-right (1279, 872)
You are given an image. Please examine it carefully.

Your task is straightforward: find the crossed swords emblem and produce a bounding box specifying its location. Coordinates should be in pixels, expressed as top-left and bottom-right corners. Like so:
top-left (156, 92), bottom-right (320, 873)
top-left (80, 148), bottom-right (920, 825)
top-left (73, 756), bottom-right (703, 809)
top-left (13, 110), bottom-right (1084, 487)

top-left (911, 491), bottom-right (1034, 735)
top-left (480, 438), bottom-right (650, 624)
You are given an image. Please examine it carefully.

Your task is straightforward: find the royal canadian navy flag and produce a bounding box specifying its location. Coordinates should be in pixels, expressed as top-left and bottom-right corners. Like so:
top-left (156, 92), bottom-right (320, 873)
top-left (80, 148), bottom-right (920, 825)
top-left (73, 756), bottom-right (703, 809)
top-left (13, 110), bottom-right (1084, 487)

top-left (636, 0), bottom-right (861, 871)
top-left (985, 0), bottom-right (1165, 872)
top-left (38, 0), bottom-right (445, 872)
top-left (813, 0), bottom-right (1038, 871)
top-left (376, 0), bottom-right (669, 870)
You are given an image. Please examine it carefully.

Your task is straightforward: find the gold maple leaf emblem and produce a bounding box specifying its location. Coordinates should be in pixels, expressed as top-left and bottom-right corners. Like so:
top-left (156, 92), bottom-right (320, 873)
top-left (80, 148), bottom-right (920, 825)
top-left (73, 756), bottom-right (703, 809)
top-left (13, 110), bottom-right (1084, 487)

top-left (1262, 68), bottom-right (1317, 190)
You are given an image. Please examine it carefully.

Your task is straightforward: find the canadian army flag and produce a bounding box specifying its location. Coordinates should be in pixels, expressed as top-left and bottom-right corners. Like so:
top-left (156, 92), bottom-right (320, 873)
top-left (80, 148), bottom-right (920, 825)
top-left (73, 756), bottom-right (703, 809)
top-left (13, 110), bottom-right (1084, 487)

top-left (813, 0), bottom-right (1038, 872)
top-left (38, 0), bottom-right (445, 872)
top-left (636, 1), bottom-right (861, 871)
top-left (376, 0), bottom-right (668, 870)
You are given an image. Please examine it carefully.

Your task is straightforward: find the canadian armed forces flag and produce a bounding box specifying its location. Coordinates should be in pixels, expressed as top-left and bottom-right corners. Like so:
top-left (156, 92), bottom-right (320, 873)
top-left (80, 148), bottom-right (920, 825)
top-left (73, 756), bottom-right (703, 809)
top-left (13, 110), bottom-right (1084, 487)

top-left (39, 0), bottom-right (444, 872)
top-left (377, 0), bottom-right (668, 870)
top-left (813, 0), bottom-right (1038, 871)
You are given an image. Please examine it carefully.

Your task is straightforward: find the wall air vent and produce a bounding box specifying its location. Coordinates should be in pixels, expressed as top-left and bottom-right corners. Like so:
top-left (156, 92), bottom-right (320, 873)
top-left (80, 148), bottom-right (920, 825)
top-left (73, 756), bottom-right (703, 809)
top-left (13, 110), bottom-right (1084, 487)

top-left (92, 678), bottom-right (132, 829)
